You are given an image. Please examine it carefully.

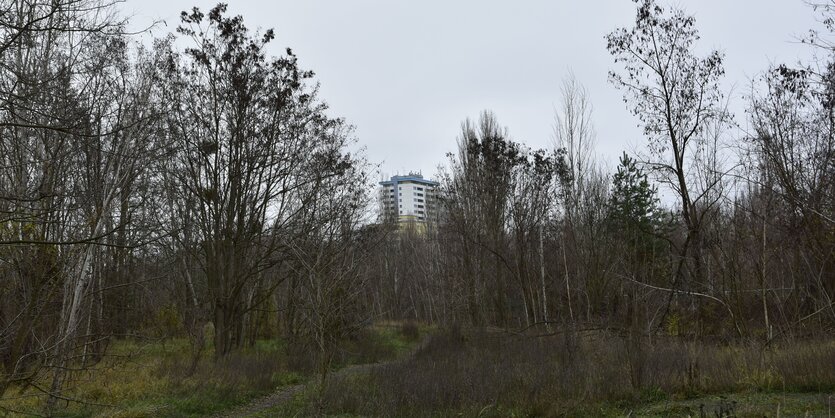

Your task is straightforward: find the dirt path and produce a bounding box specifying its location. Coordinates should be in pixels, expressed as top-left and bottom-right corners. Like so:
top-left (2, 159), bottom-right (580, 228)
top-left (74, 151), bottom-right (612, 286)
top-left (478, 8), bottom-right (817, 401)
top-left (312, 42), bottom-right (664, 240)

top-left (214, 340), bottom-right (427, 417)
top-left (211, 362), bottom-right (381, 417)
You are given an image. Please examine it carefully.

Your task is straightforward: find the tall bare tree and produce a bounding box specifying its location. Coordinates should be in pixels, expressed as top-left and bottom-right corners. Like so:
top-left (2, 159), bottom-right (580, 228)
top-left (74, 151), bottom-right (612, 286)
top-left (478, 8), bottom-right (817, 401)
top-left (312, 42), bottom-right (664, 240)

top-left (607, 0), bottom-right (730, 330)
top-left (162, 4), bottom-right (364, 358)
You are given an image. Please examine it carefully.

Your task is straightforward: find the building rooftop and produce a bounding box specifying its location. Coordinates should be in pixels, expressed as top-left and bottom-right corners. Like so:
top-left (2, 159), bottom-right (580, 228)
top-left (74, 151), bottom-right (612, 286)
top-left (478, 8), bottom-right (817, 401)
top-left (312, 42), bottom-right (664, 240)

top-left (379, 173), bottom-right (439, 187)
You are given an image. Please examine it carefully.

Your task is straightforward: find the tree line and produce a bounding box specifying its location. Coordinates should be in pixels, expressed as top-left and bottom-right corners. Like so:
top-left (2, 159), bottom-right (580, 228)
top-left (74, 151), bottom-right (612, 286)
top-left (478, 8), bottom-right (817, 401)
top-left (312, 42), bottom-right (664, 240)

top-left (367, 0), bottom-right (835, 358)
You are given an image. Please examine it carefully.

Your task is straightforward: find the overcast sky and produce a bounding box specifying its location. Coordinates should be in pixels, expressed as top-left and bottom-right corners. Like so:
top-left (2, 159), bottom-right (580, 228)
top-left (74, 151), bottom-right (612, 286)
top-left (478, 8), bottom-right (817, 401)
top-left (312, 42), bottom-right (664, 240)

top-left (128, 1), bottom-right (818, 181)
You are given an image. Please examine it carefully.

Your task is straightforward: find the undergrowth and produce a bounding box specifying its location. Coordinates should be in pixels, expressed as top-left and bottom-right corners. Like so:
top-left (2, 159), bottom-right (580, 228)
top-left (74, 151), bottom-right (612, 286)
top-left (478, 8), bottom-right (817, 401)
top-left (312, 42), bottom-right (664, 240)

top-left (281, 328), bottom-right (835, 417)
top-left (0, 322), bottom-right (426, 417)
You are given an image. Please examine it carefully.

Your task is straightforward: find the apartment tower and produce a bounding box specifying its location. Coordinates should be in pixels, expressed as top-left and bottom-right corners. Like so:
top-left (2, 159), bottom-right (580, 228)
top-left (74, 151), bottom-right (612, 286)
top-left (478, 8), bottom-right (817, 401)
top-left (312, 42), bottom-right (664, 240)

top-left (378, 173), bottom-right (439, 224)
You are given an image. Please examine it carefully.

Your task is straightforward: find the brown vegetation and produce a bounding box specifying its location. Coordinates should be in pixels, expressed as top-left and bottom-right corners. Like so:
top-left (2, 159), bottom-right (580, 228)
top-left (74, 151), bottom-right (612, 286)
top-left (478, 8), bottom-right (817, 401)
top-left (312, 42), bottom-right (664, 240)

top-left (312, 328), bottom-right (835, 416)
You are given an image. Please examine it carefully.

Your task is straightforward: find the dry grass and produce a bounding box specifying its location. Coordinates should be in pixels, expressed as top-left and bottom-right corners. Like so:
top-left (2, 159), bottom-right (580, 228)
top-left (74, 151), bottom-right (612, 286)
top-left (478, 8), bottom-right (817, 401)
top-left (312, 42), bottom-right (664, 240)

top-left (0, 338), bottom-right (292, 417)
top-left (301, 328), bottom-right (835, 417)
top-left (0, 323), bottom-right (423, 417)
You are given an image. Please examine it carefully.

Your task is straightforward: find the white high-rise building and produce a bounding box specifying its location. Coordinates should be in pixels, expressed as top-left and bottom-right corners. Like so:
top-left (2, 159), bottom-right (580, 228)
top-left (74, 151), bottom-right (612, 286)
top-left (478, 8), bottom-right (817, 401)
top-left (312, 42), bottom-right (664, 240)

top-left (378, 173), bottom-right (439, 223)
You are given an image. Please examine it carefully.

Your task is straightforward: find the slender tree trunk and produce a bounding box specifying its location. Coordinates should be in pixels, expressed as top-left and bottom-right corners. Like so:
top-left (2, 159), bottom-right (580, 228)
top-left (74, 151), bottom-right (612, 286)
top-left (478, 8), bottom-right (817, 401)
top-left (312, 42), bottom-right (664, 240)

top-left (540, 223), bottom-right (549, 329)
top-left (562, 232), bottom-right (574, 323)
top-left (761, 215), bottom-right (771, 342)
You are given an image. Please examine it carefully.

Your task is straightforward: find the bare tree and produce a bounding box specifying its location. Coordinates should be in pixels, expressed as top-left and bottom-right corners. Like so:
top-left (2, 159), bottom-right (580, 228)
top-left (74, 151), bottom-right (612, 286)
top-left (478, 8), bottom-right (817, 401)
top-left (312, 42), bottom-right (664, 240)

top-left (747, 64), bottom-right (835, 329)
top-left (161, 4), bottom-right (365, 358)
top-left (551, 74), bottom-right (613, 324)
top-left (553, 72), bottom-right (597, 208)
top-left (0, 0), bottom-right (165, 407)
top-left (607, 0), bottom-right (730, 330)
top-left (284, 162), bottom-right (372, 392)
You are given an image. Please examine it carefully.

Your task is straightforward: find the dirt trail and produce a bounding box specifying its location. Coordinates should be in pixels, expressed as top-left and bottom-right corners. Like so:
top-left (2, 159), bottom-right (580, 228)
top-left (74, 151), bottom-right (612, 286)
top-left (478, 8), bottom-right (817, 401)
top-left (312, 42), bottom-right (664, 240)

top-left (212, 362), bottom-right (382, 417)
top-left (214, 341), bottom-right (426, 417)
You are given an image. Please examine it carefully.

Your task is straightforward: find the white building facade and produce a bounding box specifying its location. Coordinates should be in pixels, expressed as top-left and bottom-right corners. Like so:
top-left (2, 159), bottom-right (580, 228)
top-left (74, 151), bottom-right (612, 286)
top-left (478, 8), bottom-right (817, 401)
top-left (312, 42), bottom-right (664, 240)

top-left (379, 173), bottom-right (439, 223)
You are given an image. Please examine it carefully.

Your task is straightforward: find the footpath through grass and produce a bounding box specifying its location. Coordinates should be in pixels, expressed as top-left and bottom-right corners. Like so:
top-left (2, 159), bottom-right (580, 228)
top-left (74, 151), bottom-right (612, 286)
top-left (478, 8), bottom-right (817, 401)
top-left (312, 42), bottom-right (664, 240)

top-left (6, 324), bottom-right (832, 417)
top-left (0, 322), bottom-right (426, 417)
top-left (262, 327), bottom-right (835, 417)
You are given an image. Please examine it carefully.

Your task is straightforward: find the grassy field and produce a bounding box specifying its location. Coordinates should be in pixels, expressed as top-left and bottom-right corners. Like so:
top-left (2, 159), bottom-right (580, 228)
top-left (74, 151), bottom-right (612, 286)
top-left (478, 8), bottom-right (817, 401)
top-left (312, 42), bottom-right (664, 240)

top-left (4, 325), bottom-right (833, 417)
top-left (262, 328), bottom-right (835, 417)
top-left (0, 323), bottom-right (424, 417)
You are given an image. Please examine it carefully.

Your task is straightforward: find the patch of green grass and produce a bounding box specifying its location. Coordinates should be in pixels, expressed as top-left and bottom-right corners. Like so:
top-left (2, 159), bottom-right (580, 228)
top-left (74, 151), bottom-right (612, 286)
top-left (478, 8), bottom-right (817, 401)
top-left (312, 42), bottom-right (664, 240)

top-left (331, 322), bottom-right (427, 369)
top-left (253, 338), bottom-right (286, 354)
top-left (271, 370), bottom-right (304, 387)
top-left (372, 326), bottom-right (415, 355)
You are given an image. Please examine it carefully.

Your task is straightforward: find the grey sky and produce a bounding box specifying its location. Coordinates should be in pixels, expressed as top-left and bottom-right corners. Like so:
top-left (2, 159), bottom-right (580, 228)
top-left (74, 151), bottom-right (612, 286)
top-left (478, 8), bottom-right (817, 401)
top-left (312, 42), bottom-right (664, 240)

top-left (128, 0), bottom-right (818, 181)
